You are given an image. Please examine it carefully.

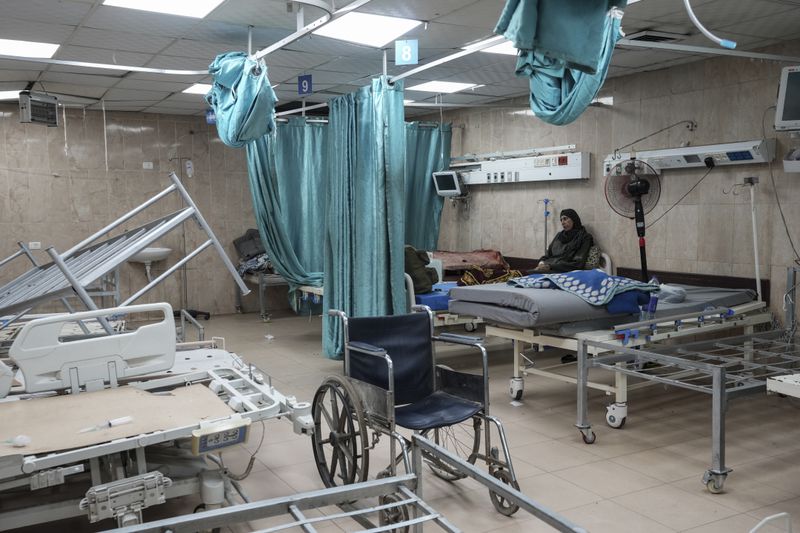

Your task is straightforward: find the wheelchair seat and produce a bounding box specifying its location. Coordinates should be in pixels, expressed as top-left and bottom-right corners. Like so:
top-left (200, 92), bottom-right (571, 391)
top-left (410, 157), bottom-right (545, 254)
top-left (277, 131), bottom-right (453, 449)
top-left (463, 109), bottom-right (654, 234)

top-left (395, 390), bottom-right (481, 431)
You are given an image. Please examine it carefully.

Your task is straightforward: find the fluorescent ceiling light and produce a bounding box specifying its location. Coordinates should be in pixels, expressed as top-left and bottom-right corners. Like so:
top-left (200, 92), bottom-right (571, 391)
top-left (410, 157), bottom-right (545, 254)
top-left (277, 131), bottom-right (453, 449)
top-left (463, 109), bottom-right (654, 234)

top-left (183, 83), bottom-right (212, 95)
top-left (465, 38), bottom-right (517, 56)
top-left (403, 99), bottom-right (415, 104)
top-left (407, 81), bottom-right (477, 94)
top-left (0, 90), bottom-right (21, 101)
top-left (313, 12), bottom-right (421, 48)
top-left (0, 38), bottom-right (59, 58)
top-left (103, 0), bottom-right (225, 18)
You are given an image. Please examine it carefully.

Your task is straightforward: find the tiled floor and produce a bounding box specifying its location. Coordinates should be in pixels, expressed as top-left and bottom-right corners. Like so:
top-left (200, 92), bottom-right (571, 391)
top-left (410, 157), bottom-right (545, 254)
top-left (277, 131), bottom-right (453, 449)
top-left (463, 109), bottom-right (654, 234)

top-left (18, 311), bottom-right (800, 532)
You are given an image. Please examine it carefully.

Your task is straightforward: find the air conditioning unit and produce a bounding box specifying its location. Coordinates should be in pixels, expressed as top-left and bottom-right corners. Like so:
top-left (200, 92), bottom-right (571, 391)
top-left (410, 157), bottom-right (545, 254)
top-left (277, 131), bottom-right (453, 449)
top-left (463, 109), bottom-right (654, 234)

top-left (451, 152), bottom-right (590, 185)
top-left (604, 139), bottom-right (775, 175)
top-left (19, 91), bottom-right (59, 127)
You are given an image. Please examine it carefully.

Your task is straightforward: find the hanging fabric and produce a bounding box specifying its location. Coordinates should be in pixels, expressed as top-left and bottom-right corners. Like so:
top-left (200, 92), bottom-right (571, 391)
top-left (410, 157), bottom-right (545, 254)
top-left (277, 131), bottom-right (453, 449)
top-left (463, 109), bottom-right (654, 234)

top-left (246, 126), bottom-right (324, 302)
top-left (206, 52), bottom-right (278, 147)
top-left (323, 77), bottom-right (407, 358)
top-left (495, 1), bottom-right (626, 125)
top-left (404, 123), bottom-right (452, 251)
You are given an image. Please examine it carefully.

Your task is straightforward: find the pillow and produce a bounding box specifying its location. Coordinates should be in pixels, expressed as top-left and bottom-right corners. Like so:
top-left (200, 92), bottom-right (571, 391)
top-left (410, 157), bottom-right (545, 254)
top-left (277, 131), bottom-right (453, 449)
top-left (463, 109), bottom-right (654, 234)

top-left (658, 284), bottom-right (687, 303)
top-left (584, 245), bottom-right (602, 270)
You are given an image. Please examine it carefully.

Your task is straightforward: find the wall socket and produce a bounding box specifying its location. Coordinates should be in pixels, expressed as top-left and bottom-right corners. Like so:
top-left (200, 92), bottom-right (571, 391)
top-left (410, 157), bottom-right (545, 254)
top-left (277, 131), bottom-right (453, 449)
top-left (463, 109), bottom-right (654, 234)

top-left (142, 161), bottom-right (154, 170)
top-left (28, 242), bottom-right (41, 250)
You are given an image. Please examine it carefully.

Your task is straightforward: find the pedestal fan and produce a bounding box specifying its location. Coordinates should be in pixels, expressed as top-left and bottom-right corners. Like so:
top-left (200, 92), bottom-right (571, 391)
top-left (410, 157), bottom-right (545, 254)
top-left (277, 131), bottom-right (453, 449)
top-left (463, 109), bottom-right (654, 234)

top-left (604, 158), bottom-right (661, 282)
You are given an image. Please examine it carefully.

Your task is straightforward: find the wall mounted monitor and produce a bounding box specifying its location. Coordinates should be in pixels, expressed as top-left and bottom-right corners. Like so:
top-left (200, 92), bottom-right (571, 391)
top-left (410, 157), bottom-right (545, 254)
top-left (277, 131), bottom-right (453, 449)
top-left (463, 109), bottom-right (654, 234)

top-left (432, 171), bottom-right (464, 197)
top-left (776, 65), bottom-right (800, 131)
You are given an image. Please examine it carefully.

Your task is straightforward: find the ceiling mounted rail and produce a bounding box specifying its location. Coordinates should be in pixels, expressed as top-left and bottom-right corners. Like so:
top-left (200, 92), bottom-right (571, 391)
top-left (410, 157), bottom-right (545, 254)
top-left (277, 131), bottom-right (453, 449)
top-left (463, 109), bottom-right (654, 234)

top-left (617, 39), bottom-right (800, 63)
top-left (388, 36), bottom-right (505, 83)
top-left (0, 0), bottom-right (373, 76)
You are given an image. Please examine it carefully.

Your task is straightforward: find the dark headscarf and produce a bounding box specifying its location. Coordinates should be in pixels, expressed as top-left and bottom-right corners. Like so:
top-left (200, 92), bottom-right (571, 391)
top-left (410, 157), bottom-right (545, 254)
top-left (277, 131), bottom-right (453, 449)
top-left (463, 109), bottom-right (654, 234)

top-left (557, 208), bottom-right (584, 243)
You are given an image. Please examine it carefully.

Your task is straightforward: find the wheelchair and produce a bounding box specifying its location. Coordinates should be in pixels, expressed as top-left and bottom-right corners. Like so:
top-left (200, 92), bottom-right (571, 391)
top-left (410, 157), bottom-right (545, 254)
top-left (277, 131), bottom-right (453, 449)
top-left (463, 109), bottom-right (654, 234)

top-left (310, 305), bottom-right (520, 520)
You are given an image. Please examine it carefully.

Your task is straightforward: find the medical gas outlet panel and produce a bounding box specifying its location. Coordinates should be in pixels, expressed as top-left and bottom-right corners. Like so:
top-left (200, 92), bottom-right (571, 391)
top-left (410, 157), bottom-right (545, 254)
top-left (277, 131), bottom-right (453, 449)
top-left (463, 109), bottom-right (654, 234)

top-left (451, 152), bottom-right (590, 185)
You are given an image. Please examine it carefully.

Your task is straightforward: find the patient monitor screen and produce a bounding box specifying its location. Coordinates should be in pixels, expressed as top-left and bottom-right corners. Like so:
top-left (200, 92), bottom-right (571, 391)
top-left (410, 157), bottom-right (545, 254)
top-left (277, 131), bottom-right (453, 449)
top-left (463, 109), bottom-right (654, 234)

top-left (781, 71), bottom-right (800, 122)
top-left (432, 171), bottom-right (462, 197)
top-left (776, 68), bottom-right (800, 130)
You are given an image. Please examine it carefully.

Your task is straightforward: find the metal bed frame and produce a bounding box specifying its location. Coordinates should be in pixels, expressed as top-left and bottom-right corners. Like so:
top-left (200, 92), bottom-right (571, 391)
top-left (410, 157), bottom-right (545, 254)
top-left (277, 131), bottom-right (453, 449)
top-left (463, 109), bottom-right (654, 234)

top-left (0, 171), bottom-right (248, 333)
top-left (574, 329), bottom-right (799, 493)
top-left (107, 434), bottom-right (588, 533)
top-left (236, 271), bottom-right (289, 321)
top-left (486, 300), bottom-right (772, 419)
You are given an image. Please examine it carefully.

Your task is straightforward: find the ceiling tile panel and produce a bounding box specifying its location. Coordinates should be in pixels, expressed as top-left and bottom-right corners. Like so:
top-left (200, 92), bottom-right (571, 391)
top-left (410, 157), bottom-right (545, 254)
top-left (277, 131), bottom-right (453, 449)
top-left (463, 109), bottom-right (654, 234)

top-left (185, 20), bottom-right (292, 47)
top-left (82, 6), bottom-right (200, 37)
top-left (39, 71), bottom-right (122, 88)
top-left (363, 0), bottom-right (482, 21)
top-left (1, 0), bottom-right (93, 26)
top-left (55, 45), bottom-right (154, 67)
top-left (205, 0), bottom-right (301, 30)
top-left (0, 18), bottom-right (76, 44)
top-left (103, 88), bottom-right (172, 101)
top-left (69, 28), bottom-right (175, 53)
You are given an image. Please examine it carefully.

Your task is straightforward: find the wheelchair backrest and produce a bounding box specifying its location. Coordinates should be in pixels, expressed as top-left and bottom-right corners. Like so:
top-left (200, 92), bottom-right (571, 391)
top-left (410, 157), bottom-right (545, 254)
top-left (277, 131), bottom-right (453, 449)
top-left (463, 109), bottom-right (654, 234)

top-left (346, 312), bottom-right (433, 406)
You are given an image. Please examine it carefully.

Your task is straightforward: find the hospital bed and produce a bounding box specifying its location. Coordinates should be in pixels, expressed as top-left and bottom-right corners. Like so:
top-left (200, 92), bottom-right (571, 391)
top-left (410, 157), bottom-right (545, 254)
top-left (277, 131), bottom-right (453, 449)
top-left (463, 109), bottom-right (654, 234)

top-left (0, 171), bottom-right (249, 334)
top-left (109, 434), bottom-right (588, 533)
top-left (448, 272), bottom-right (773, 423)
top-left (0, 303), bottom-right (312, 530)
top-left (576, 329), bottom-right (797, 493)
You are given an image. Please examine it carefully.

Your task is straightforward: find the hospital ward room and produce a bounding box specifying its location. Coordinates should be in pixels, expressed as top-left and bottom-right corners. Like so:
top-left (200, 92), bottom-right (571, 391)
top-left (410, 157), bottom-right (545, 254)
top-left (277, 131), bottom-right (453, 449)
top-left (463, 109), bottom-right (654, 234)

top-left (5, 1), bottom-right (800, 532)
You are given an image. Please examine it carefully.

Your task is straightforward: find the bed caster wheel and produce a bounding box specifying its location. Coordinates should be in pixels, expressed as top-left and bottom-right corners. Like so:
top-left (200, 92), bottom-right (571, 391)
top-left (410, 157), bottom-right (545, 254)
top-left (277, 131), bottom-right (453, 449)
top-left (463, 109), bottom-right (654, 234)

top-left (193, 505), bottom-right (221, 533)
top-left (379, 492), bottom-right (410, 532)
top-left (702, 471), bottom-right (726, 494)
top-left (235, 306), bottom-right (243, 314)
top-left (488, 469), bottom-right (520, 516)
top-left (605, 403), bottom-right (627, 429)
top-left (464, 322), bottom-right (477, 332)
top-left (509, 377), bottom-right (524, 401)
top-left (580, 430), bottom-right (596, 444)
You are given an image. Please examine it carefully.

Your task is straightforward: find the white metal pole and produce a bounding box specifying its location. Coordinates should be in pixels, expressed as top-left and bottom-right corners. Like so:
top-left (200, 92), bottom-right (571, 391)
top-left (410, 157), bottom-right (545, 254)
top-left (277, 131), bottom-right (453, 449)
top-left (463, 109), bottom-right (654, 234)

top-left (749, 181), bottom-right (762, 301)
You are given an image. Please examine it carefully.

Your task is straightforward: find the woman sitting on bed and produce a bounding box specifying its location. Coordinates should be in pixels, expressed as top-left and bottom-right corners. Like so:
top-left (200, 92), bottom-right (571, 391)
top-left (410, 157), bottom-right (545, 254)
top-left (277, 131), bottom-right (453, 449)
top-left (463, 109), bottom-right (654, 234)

top-left (534, 208), bottom-right (594, 272)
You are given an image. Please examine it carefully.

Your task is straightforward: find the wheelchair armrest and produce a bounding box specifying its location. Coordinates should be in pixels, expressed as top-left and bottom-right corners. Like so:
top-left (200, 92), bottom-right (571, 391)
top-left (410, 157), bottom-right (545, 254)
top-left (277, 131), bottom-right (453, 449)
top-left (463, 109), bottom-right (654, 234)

top-left (433, 333), bottom-right (484, 346)
top-left (348, 341), bottom-right (387, 357)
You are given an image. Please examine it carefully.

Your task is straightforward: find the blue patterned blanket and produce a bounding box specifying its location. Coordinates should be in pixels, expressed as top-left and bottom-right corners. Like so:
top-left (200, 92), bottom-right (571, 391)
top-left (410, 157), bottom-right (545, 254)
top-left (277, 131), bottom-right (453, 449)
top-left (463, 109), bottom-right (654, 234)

top-left (508, 269), bottom-right (658, 307)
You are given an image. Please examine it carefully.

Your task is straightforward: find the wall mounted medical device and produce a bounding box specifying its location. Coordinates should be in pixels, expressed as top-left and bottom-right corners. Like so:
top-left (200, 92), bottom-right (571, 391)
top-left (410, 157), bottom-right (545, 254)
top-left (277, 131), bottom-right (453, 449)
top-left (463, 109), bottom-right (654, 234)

top-left (451, 151), bottom-right (590, 185)
top-left (775, 65), bottom-right (800, 132)
top-left (604, 139), bottom-right (775, 175)
top-left (19, 90), bottom-right (58, 127)
top-left (431, 170), bottom-right (465, 197)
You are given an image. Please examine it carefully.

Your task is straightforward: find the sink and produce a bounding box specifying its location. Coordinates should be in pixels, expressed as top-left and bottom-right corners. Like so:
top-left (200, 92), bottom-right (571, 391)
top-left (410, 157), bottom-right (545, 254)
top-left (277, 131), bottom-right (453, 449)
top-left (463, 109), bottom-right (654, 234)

top-left (129, 248), bottom-right (172, 282)
top-left (129, 247), bottom-right (172, 264)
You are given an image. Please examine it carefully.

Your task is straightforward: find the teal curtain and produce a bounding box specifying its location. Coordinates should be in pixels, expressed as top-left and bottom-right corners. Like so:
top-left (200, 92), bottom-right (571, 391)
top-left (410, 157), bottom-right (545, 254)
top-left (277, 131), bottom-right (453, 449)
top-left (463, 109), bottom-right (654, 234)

top-left (245, 120), bottom-right (325, 302)
top-left (495, 2), bottom-right (625, 125)
top-left (273, 117), bottom-right (328, 277)
top-left (323, 77), bottom-right (407, 358)
top-left (404, 123), bottom-right (452, 251)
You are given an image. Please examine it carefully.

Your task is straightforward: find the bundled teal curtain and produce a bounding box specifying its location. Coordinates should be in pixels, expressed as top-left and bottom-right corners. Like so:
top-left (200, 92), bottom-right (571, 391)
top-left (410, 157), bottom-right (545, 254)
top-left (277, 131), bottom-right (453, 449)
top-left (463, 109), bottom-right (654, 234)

top-left (495, 1), bottom-right (625, 125)
top-left (324, 77), bottom-right (407, 358)
top-left (404, 123), bottom-right (452, 251)
top-left (206, 52), bottom-right (278, 147)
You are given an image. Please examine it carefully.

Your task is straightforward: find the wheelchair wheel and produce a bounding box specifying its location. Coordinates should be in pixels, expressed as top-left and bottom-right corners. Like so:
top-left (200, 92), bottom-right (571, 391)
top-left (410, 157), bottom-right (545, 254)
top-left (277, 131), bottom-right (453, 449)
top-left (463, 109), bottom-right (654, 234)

top-left (488, 468), bottom-right (520, 516)
top-left (423, 416), bottom-right (481, 481)
top-left (311, 375), bottom-right (370, 487)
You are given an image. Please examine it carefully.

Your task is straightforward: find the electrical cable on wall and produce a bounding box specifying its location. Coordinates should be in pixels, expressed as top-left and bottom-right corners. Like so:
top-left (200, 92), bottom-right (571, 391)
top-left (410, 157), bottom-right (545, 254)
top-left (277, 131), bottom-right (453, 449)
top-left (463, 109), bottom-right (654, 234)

top-left (762, 105), bottom-right (800, 266)
top-left (612, 120), bottom-right (697, 159)
top-left (647, 164), bottom-right (714, 228)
